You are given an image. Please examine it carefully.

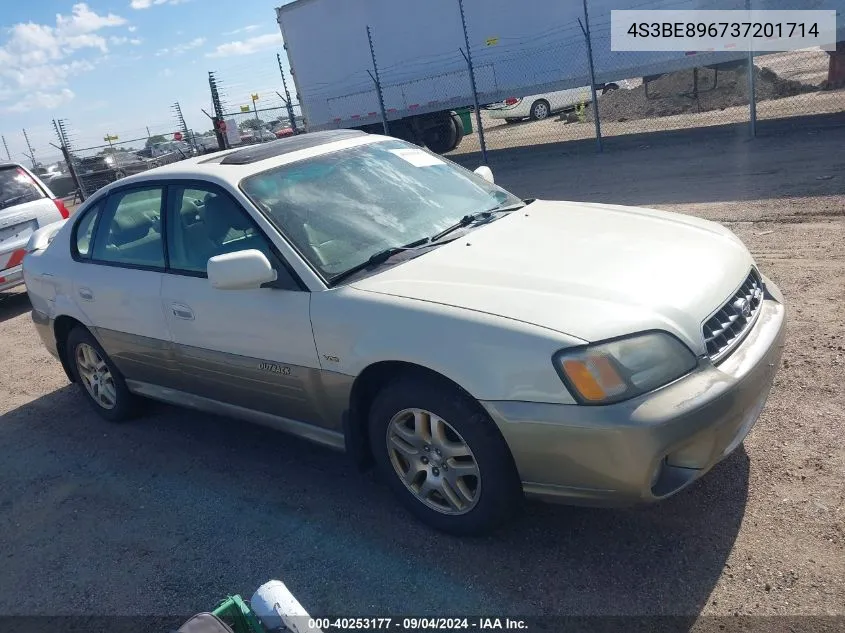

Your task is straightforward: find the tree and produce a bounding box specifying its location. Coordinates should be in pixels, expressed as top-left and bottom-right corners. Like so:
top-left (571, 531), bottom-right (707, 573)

top-left (238, 118), bottom-right (266, 131)
top-left (145, 134), bottom-right (167, 148)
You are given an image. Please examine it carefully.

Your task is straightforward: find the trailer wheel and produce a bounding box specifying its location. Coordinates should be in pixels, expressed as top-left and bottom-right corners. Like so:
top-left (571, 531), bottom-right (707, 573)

top-left (391, 121), bottom-right (421, 145)
top-left (450, 112), bottom-right (465, 147)
top-left (423, 118), bottom-right (458, 154)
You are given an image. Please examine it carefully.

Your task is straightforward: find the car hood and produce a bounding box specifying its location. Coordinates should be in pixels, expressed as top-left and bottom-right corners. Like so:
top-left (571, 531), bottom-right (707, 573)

top-left (351, 200), bottom-right (755, 354)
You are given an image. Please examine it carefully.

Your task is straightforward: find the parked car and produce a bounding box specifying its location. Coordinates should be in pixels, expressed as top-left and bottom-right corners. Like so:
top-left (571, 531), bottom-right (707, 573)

top-left (485, 83), bottom-right (619, 122)
top-left (1, 162), bottom-right (70, 292)
top-left (194, 135), bottom-right (222, 153)
top-left (150, 141), bottom-right (195, 158)
top-left (23, 130), bottom-right (785, 535)
top-left (74, 152), bottom-right (153, 193)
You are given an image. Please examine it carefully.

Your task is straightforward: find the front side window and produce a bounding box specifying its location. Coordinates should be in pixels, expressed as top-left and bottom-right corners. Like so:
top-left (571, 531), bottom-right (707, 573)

top-left (240, 139), bottom-right (522, 280)
top-left (92, 187), bottom-right (164, 268)
top-left (165, 185), bottom-right (278, 274)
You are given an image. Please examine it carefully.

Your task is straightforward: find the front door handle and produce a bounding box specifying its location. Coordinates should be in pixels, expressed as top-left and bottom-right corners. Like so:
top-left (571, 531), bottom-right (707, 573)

top-left (171, 303), bottom-right (195, 321)
top-left (78, 287), bottom-right (94, 301)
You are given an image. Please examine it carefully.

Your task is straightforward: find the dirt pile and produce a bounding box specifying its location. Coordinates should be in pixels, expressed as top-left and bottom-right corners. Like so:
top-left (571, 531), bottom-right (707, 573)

top-left (585, 64), bottom-right (818, 122)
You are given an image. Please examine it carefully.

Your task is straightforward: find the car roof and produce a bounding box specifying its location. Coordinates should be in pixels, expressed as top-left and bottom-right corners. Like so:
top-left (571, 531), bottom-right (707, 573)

top-left (110, 130), bottom-right (387, 188)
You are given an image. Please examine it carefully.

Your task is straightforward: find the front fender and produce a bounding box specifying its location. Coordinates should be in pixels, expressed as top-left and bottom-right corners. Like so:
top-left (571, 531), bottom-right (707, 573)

top-left (310, 287), bottom-right (584, 404)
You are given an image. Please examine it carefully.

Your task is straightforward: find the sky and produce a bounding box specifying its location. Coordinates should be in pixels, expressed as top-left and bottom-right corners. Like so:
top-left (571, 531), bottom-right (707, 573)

top-left (0, 0), bottom-right (296, 164)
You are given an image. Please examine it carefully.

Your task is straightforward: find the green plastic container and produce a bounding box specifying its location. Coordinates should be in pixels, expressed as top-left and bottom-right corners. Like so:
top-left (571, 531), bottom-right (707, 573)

top-left (455, 107), bottom-right (473, 134)
top-left (212, 595), bottom-right (266, 633)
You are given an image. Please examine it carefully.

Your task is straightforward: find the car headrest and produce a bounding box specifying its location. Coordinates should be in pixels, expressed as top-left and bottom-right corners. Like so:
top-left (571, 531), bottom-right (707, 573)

top-left (110, 207), bottom-right (153, 245)
top-left (203, 193), bottom-right (251, 242)
top-left (180, 197), bottom-right (202, 225)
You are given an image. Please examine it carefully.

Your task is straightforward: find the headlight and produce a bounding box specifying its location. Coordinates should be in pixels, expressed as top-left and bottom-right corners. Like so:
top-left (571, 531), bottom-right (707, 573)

top-left (553, 331), bottom-right (697, 405)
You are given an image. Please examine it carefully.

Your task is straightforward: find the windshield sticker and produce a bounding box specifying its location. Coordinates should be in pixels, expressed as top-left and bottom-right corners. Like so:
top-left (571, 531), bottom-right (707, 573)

top-left (389, 148), bottom-right (444, 167)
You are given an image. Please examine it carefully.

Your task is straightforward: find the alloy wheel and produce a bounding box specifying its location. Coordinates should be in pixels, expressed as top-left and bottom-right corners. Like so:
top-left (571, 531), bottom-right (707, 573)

top-left (75, 343), bottom-right (117, 410)
top-left (386, 408), bottom-right (481, 515)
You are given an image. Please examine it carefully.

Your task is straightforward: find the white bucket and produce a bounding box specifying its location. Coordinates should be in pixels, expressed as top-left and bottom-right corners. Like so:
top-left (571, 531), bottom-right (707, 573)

top-left (250, 579), bottom-right (321, 633)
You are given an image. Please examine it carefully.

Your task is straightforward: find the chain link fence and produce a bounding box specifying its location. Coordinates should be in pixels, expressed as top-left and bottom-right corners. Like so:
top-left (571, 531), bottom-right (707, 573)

top-left (265, 0), bottom-right (844, 165)
top-left (50, 109), bottom-right (203, 201)
top-left (208, 53), bottom-right (303, 150)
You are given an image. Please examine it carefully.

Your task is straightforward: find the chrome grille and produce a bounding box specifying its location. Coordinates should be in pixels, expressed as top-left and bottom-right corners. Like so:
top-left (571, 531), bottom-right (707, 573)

top-left (703, 269), bottom-right (764, 362)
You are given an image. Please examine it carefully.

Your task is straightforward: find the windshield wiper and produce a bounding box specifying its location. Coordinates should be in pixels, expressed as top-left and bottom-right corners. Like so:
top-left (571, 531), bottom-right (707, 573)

top-left (429, 202), bottom-right (525, 243)
top-left (329, 237), bottom-right (431, 286)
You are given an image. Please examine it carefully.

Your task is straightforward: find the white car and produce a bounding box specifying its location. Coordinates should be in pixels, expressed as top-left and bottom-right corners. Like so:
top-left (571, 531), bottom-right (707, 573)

top-left (485, 84), bottom-right (617, 122)
top-left (23, 130), bottom-right (785, 535)
top-left (1, 162), bottom-right (70, 292)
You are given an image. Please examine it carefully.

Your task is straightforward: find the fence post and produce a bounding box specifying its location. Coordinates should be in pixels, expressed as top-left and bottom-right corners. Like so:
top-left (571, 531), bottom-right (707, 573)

top-left (172, 102), bottom-right (192, 149)
top-left (746, 0), bottom-right (757, 137)
top-left (457, 0), bottom-right (488, 164)
top-left (277, 53), bottom-right (299, 134)
top-left (578, 0), bottom-right (603, 153)
top-left (22, 129), bottom-right (36, 168)
top-left (208, 71), bottom-right (228, 150)
top-left (366, 26), bottom-right (390, 136)
top-left (53, 118), bottom-right (85, 201)
top-left (1, 136), bottom-right (10, 161)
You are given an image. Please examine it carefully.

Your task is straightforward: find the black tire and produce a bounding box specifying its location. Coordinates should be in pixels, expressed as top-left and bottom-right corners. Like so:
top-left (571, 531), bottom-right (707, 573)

top-left (368, 375), bottom-right (522, 535)
top-left (450, 112), bottom-right (465, 147)
top-left (66, 327), bottom-right (140, 422)
top-left (529, 99), bottom-right (551, 121)
top-left (601, 83), bottom-right (620, 95)
top-left (504, 117), bottom-right (522, 124)
top-left (422, 118), bottom-right (458, 154)
top-left (390, 121), bottom-right (422, 146)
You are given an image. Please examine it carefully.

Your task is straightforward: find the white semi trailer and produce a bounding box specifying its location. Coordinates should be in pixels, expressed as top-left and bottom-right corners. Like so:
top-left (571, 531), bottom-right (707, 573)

top-left (276, 0), bottom-right (844, 153)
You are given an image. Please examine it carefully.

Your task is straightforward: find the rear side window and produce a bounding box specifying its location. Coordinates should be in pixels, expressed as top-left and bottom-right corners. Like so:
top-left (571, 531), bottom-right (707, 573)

top-left (73, 204), bottom-right (100, 258)
top-left (0, 167), bottom-right (45, 211)
top-left (92, 188), bottom-right (165, 268)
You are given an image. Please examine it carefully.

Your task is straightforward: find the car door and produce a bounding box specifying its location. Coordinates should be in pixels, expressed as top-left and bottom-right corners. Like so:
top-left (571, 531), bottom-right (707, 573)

top-left (549, 87), bottom-right (583, 112)
top-left (159, 182), bottom-right (325, 426)
top-left (69, 184), bottom-right (180, 387)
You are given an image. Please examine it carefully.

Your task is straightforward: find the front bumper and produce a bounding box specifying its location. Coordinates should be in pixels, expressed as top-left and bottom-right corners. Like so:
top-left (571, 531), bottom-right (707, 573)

top-left (481, 278), bottom-right (786, 505)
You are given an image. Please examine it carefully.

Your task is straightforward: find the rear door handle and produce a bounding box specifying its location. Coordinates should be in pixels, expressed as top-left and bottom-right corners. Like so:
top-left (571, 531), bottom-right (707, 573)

top-left (78, 287), bottom-right (94, 301)
top-left (171, 303), bottom-right (195, 321)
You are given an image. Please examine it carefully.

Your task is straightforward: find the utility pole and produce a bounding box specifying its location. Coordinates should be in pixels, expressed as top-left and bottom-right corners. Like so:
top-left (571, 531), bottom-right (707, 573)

top-left (22, 129), bottom-right (36, 168)
top-left (277, 53), bottom-right (298, 134)
top-left (1, 136), bottom-right (10, 162)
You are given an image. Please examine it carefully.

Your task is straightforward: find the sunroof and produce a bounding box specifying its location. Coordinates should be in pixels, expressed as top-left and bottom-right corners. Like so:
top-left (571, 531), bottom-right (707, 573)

top-left (219, 130), bottom-right (368, 165)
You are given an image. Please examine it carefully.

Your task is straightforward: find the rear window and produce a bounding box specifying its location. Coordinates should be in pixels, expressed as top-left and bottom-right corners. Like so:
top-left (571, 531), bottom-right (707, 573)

top-left (0, 167), bottom-right (45, 211)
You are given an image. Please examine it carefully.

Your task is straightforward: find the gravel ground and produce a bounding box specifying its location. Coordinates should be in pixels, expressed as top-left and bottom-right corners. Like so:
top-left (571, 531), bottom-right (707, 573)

top-left (0, 123), bottom-right (843, 626)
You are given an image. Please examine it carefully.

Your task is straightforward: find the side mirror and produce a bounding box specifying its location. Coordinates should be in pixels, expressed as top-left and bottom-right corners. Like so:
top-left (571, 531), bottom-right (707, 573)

top-left (474, 165), bottom-right (494, 184)
top-left (207, 249), bottom-right (277, 290)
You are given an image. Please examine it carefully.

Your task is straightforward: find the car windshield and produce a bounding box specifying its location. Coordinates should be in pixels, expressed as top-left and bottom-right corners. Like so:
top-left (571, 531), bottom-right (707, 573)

top-left (240, 139), bottom-right (522, 280)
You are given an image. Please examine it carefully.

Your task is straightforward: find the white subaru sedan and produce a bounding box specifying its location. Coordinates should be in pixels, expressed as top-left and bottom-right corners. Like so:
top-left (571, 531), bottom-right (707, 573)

top-left (23, 130), bottom-right (785, 535)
